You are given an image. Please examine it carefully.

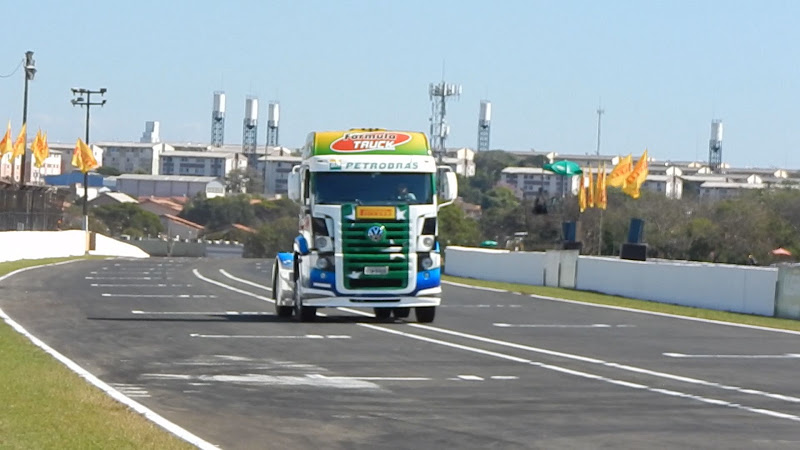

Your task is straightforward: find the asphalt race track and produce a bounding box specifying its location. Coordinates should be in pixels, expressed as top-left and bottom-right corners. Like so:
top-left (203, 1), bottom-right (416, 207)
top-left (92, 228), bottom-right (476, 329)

top-left (3, 257), bottom-right (800, 449)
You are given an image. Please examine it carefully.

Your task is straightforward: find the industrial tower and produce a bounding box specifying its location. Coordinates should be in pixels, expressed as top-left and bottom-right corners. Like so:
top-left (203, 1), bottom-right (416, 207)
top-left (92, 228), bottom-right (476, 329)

top-left (243, 96), bottom-right (259, 166)
top-left (709, 119), bottom-right (723, 172)
top-left (477, 100), bottom-right (491, 151)
top-left (211, 91), bottom-right (225, 147)
top-left (263, 102), bottom-right (280, 194)
top-left (429, 81), bottom-right (461, 161)
top-left (266, 102), bottom-right (280, 147)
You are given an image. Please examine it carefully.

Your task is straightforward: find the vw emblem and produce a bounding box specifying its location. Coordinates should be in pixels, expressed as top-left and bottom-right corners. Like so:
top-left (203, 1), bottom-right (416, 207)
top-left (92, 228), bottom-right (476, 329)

top-left (367, 225), bottom-right (385, 242)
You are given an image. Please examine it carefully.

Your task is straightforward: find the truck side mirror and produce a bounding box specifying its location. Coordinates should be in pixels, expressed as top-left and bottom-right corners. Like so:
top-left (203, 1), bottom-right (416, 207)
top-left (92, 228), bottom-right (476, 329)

top-left (439, 169), bottom-right (458, 207)
top-left (287, 166), bottom-right (301, 202)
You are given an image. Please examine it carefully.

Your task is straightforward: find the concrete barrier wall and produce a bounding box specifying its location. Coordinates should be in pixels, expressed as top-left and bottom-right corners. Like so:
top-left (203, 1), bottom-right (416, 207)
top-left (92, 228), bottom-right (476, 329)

top-left (126, 239), bottom-right (207, 257)
top-left (445, 246), bottom-right (546, 285)
top-left (444, 246), bottom-right (778, 317)
top-left (576, 257), bottom-right (777, 316)
top-left (0, 230), bottom-right (149, 262)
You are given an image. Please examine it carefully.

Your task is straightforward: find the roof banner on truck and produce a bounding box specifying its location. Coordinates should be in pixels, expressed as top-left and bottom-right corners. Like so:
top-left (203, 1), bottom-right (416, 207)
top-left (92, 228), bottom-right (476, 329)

top-left (311, 130), bottom-right (431, 156)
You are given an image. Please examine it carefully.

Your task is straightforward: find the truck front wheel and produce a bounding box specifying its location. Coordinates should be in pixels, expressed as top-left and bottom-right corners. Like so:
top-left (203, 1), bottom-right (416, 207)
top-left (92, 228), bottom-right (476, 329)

top-left (415, 306), bottom-right (436, 323)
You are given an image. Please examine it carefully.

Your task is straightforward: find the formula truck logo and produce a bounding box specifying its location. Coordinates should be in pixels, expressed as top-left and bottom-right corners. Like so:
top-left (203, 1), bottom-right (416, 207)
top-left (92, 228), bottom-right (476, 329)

top-left (330, 132), bottom-right (412, 153)
top-left (367, 225), bottom-right (386, 242)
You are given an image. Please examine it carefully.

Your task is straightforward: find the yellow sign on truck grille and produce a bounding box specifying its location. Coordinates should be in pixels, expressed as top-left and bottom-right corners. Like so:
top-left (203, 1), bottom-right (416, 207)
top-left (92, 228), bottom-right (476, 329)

top-left (356, 206), bottom-right (396, 220)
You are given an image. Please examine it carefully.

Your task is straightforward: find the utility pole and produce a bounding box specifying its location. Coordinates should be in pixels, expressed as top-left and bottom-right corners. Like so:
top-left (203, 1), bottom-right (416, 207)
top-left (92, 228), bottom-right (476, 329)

top-left (596, 102), bottom-right (605, 255)
top-left (16, 51), bottom-right (36, 186)
top-left (71, 88), bottom-right (107, 232)
top-left (596, 103), bottom-right (604, 156)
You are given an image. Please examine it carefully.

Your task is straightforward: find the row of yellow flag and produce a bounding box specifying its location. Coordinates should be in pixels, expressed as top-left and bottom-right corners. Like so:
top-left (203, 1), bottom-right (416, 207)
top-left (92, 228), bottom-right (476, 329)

top-left (1, 120), bottom-right (98, 173)
top-left (579, 149), bottom-right (649, 212)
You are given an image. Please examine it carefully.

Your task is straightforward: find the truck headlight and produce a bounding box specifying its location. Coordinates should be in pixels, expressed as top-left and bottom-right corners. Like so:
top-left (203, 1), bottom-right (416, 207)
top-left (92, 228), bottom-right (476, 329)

top-left (315, 255), bottom-right (334, 270)
top-left (417, 235), bottom-right (435, 252)
top-left (421, 256), bottom-right (433, 270)
top-left (315, 236), bottom-right (333, 252)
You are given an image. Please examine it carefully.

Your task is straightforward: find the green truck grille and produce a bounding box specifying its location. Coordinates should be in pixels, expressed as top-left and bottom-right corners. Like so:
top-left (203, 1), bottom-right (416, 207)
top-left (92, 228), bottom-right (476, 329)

top-left (341, 204), bottom-right (410, 290)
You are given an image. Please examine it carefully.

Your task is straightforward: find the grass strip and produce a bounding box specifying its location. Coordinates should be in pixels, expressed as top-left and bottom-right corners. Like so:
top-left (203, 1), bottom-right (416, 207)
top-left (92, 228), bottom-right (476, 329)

top-left (443, 274), bottom-right (800, 332)
top-left (0, 257), bottom-right (194, 450)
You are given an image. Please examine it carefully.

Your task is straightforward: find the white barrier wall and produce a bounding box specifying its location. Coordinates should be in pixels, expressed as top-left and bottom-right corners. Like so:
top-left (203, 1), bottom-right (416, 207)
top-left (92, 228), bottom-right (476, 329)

top-left (0, 231), bottom-right (148, 262)
top-left (445, 246), bottom-right (546, 285)
top-left (576, 257), bottom-right (777, 316)
top-left (444, 246), bottom-right (778, 317)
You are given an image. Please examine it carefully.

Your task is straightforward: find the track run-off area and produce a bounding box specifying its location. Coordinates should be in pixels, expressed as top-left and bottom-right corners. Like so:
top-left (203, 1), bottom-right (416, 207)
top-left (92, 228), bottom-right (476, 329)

top-left (2, 257), bottom-right (800, 449)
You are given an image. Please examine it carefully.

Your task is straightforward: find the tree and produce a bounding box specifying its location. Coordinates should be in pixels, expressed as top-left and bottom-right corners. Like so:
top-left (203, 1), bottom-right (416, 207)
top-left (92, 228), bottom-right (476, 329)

top-left (438, 204), bottom-right (480, 248)
top-left (243, 217), bottom-right (299, 258)
top-left (96, 166), bottom-right (121, 176)
top-left (91, 203), bottom-right (163, 238)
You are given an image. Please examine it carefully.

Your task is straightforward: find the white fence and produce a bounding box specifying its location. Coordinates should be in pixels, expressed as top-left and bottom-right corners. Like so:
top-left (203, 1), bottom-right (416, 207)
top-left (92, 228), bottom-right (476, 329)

top-left (445, 246), bottom-right (780, 317)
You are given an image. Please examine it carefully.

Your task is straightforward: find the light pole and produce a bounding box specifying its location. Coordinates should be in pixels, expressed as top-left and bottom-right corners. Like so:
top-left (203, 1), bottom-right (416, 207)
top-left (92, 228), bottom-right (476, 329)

top-left (71, 88), bottom-right (106, 231)
top-left (17, 51), bottom-right (36, 186)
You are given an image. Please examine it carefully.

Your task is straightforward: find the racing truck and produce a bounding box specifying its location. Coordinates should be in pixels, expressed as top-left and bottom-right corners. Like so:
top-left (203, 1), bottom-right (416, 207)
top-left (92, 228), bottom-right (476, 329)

top-left (271, 129), bottom-right (457, 322)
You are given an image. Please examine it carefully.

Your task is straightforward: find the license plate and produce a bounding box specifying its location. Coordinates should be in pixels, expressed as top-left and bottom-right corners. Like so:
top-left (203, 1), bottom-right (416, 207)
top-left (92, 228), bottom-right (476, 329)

top-left (364, 266), bottom-right (389, 275)
top-left (356, 206), bottom-right (396, 220)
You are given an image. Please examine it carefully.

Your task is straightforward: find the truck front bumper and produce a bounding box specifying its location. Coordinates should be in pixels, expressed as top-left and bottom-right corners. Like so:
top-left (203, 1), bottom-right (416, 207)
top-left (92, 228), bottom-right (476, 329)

top-left (299, 287), bottom-right (441, 309)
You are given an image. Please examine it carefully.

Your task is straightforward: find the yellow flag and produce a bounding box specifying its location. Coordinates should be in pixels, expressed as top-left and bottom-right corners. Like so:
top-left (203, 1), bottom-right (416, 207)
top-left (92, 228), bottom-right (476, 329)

top-left (622, 149), bottom-right (649, 199)
top-left (596, 163), bottom-right (607, 210)
top-left (606, 154), bottom-right (633, 188)
top-left (578, 171), bottom-right (587, 213)
top-left (587, 167), bottom-right (595, 208)
top-left (72, 138), bottom-right (99, 173)
top-left (32, 129), bottom-right (48, 168)
top-left (0, 121), bottom-right (11, 156)
top-left (11, 123), bottom-right (26, 159)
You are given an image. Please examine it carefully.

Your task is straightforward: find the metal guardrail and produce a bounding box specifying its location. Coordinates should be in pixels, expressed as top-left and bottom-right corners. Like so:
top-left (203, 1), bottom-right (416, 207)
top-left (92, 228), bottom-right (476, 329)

top-left (0, 183), bottom-right (68, 231)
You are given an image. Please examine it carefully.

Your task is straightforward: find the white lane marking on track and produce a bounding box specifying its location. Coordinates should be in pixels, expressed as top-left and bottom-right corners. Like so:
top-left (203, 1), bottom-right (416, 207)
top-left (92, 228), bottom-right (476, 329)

top-left (494, 323), bottom-right (621, 328)
top-left (194, 273), bottom-right (800, 406)
top-left (219, 269), bottom-right (272, 291)
top-left (102, 294), bottom-right (216, 298)
top-left (132, 310), bottom-right (270, 316)
top-left (142, 373), bottom-right (379, 390)
top-left (189, 333), bottom-right (351, 339)
top-left (192, 269), bottom-right (274, 304)
top-left (358, 323), bottom-right (800, 423)
top-left (409, 323), bottom-right (800, 404)
top-left (664, 353), bottom-right (800, 359)
top-left (442, 280), bottom-right (800, 337)
top-left (86, 276), bottom-right (153, 280)
top-left (457, 375), bottom-right (484, 381)
top-left (491, 376), bottom-right (519, 380)
top-left (195, 272), bottom-right (800, 421)
top-left (91, 284), bottom-right (190, 287)
top-left (0, 262), bottom-right (219, 450)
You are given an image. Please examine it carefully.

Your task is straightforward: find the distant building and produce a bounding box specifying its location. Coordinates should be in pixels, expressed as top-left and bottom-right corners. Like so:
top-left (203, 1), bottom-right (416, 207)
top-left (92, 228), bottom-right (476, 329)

top-left (262, 153), bottom-right (302, 196)
top-left (160, 150), bottom-right (245, 178)
top-left (140, 121), bottom-right (161, 143)
top-left (138, 196), bottom-right (185, 216)
top-left (441, 147), bottom-right (476, 177)
top-left (116, 174), bottom-right (225, 199)
top-left (0, 147), bottom-right (62, 185)
top-left (97, 142), bottom-right (173, 175)
top-left (499, 167), bottom-right (578, 199)
top-left (88, 192), bottom-right (138, 208)
top-left (161, 214), bottom-right (204, 240)
top-left (49, 143), bottom-right (103, 175)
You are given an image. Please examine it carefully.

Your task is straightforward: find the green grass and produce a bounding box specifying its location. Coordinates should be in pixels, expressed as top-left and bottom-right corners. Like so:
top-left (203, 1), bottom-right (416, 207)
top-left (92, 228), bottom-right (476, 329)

top-left (0, 257), bottom-right (194, 450)
top-left (443, 274), bottom-right (800, 332)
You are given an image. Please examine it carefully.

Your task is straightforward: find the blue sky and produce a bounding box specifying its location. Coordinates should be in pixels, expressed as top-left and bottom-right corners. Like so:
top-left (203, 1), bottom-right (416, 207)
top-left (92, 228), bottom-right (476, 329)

top-left (2, 0), bottom-right (799, 168)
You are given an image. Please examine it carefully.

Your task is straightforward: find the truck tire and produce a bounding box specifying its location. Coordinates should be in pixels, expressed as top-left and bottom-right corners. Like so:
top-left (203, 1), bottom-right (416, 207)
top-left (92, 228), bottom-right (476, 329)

top-left (294, 289), bottom-right (316, 322)
top-left (392, 307), bottom-right (411, 319)
top-left (275, 304), bottom-right (293, 319)
top-left (415, 306), bottom-right (436, 323)
top-left (373, 308), bottom-right (392, 320)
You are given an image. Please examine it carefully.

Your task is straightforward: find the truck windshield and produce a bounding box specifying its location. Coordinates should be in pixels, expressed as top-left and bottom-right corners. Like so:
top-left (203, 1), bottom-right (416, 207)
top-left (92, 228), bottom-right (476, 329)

top-left (313, 172), bottom-right (433, 205)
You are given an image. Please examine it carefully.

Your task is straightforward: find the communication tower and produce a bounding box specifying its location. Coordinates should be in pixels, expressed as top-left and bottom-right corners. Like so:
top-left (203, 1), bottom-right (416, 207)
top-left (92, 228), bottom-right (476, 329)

top-left (477, 100), bottom-right (491, 151)
top-left (429, 81), bottom-right (461, 161)
top-left (709, 120), bottom-right (723, 172)
top-left (211, 91), bottom-right (225, 147)
top-left (243, 96), bottom-right (259, 165)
